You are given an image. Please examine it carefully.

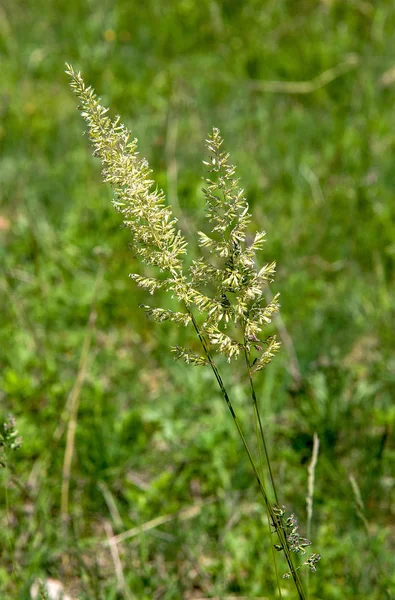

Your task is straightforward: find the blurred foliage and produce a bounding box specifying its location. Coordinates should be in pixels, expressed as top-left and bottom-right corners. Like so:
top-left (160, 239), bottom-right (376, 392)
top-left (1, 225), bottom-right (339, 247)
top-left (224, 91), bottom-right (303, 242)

top-left (0, 0), bottom-right (394, 598)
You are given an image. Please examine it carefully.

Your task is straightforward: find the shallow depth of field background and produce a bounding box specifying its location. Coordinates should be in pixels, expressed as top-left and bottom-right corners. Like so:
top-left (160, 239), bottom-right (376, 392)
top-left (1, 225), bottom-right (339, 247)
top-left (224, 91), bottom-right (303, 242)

top-left (1, 1), bottom-right (394, 598)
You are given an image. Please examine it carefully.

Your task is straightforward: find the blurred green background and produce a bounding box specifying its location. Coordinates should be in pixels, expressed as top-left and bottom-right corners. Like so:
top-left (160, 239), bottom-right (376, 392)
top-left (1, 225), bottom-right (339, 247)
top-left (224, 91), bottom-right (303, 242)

top-left (1, 1), bottom-right (394, 598)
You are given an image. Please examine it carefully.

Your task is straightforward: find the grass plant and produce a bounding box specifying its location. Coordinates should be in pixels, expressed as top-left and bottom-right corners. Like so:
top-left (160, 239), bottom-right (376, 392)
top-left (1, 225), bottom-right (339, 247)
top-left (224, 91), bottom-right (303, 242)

top-left (67, 64), bottom-right (321, 598)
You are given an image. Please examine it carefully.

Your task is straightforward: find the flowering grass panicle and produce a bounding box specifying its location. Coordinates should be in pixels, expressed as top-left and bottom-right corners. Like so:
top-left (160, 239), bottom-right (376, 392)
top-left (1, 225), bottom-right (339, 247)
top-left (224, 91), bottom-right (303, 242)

top-left (66, 64), bottom-right (191, 325)
top-left (67, 65), bottom-right (280, 373)
top-left (190, 128), bottom-right (281, 366)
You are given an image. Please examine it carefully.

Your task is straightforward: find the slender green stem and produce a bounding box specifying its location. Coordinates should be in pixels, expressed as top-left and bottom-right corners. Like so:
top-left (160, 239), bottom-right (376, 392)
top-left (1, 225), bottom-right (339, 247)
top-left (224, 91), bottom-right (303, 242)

top-left (187, 309), bottom-right (307, 600)
top-left (252, 389), bottom-right (283, 599)
top-left (244, 346), bottom-right (279, 505)
top-left (247, 348), bottom-right (282, 598)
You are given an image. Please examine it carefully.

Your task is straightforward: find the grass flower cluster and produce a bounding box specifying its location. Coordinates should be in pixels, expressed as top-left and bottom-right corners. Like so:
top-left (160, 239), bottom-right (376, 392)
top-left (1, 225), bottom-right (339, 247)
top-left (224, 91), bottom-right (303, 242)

top-left (0, 415), bottom-right (22, 470)
top-left (67, 63), bottom-right (320, 599)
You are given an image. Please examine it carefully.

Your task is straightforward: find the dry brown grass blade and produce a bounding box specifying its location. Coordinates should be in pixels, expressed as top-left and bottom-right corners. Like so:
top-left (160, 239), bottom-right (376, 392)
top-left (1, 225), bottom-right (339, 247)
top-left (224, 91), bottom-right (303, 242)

top-left (61, 266), bottom-right (104, 521)
top-left (306, 432), bottom-right (320, 540)
top-left (249, 54), bottom-right (360, 94)
top-left (105, 497), bottom-right (216, 546)
top-left (103, 520), bottom-right (134, 600)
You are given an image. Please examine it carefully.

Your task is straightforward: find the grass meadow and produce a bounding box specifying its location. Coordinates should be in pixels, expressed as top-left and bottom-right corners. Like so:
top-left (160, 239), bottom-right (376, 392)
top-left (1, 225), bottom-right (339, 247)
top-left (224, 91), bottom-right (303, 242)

top-left (1, 1), bottom-right (394, 598)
